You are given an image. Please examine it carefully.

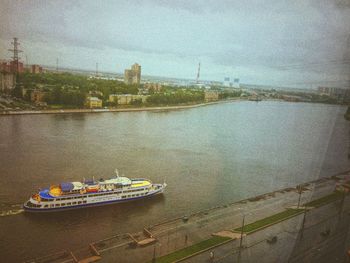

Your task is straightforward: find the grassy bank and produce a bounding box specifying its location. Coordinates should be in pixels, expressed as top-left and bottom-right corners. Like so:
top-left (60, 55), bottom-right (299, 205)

top-left (234, 208), bottom-right (304, 234)
top-left (304, 191), bottom-right (344, 208)
top-left (152, 236), bottom-right (231, 263)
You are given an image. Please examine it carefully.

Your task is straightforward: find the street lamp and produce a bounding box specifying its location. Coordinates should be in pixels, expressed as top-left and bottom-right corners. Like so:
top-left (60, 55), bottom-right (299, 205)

top-left (238, 213), bottom-right (245, 262)
top-left (297, 185), bottom-right (303, 209)
top-left (237, 208), bottom-right (251, 263)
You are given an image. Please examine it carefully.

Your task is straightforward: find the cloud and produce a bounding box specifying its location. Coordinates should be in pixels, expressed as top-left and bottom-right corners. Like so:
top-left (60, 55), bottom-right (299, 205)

top-left (0, 0), bottom-right (349, 86)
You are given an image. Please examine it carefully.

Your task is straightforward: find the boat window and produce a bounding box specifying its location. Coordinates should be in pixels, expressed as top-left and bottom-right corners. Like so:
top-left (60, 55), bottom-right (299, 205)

top-left (83, 200), bottom-right (87, 203)
top-left (61, 203), bottom-right (65, 206)
top-left (72, 202), bottom-right (77, 205)
top-left (67, 203), bottom-right (71, 205)
top-left (44, 205), bottom-right (48, 208)
top-left (78, 201), bottom-right (82, 204)
top-left (55, 204), bottom-right (60, 207)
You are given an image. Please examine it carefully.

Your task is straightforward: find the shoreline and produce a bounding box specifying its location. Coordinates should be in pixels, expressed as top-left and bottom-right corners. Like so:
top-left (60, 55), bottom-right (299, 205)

top-left (0, 98), bottom-right (242, 116)
top-left (0, 98), bottom-right (342, 117)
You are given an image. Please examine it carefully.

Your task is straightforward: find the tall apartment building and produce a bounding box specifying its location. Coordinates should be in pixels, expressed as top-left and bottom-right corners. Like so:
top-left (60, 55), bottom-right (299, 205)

top-left (124, 63), bottom-right (141, 85)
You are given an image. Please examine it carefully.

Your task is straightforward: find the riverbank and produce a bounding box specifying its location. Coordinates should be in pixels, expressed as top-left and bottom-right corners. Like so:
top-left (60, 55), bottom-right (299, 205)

top-left (23, 170), bottom-right (350, 263)
top-left (0, 98), bottom-right (242, 116)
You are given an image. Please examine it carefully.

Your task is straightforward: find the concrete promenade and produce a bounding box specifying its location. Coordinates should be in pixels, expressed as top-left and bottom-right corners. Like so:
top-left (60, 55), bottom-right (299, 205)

top-left (25, 171), bottom-right (350, 263)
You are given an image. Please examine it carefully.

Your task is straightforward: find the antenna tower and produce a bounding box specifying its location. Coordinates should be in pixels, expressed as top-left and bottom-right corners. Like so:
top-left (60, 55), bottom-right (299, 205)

top-left (8, 37), bottom-right (23, 74)
top-left (196, 62), bottom-right (201, 83)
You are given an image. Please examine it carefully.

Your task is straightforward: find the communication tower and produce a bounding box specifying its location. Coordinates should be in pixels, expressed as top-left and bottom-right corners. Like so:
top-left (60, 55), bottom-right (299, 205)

top-left (196, 62), bottom-right (201, 83)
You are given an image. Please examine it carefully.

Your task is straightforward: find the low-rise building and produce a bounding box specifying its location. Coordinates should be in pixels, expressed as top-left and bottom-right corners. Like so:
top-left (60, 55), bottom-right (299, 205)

top-left (109, 94), bottom-right (148, 105)
top-left (144, 82), bottom-right (162, 92)
top-left (30, 90), bottom-right (48, 103)
top-left (204, 90), bottom-right (219, 102)
top-left (30, 65), bottom-right (43, 74)
top-left (85, 97), bottom-right (102, 108)
top-left (318, 86), bottom-right (350, 98)
top-left (0, 72), bottom-right (15, 91)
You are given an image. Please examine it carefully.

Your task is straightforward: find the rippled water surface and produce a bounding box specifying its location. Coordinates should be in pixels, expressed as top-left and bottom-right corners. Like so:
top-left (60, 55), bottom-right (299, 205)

top-left (0, 101), bottom-right (349, 261)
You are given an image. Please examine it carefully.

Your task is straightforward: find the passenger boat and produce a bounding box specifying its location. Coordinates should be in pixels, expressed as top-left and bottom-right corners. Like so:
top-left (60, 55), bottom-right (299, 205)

top-left (23, 170), bottom-right (166, 212)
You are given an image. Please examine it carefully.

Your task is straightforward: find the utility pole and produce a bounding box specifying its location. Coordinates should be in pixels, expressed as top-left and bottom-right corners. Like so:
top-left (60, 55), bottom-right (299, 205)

top-left (96, 62), bottom-right (98, 77)
top-left (300, 205), bottom-right (307, 239)
top-left (8, 37), bottom-right (23, 94)
top-left (238, 214), bottom-right (245, 263)
top-left (56, 58), bottom-right (59, 72)
top-left (297, 185), bottom-right (302, 208)
top-left (8, 37), bottom-right (23, 73)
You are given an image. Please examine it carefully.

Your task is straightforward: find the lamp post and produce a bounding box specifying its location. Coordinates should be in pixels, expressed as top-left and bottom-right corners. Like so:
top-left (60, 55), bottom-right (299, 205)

top-left (297, 185), bottom-right (302, 209)
top-left (152, 244), bottom-right (156, 263)
top-left (237, 213), bottom-right (245, 263)
top-left (237, 208), bottom-right (251, 263)
top-left (300, 205), bottom-right (307, 239)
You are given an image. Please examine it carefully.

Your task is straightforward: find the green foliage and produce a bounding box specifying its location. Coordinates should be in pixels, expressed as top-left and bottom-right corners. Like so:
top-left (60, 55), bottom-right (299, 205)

top-left (17, 72), bottom-right (139, 106)
top-left (130, 98), bottom-right (143, 105)
top-left (153, 236), bottom-right (230, 263)
top-left (219, 90), bottom-right (242, 99)
top-left (147, 90), bottom-right (204, 105)
top-left (304, 191), bottom-right (343, 208)
top-left (234, 209), bottom-right (304, 233)
top-left (44, 87), bottom-right (86, 106)
top-left (11, 85), bottom-right (22, 98)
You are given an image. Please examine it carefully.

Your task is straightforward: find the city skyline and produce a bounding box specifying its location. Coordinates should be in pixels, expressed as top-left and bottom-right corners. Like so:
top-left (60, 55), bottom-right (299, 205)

top-left (1, 0), bottom-right (350, 88)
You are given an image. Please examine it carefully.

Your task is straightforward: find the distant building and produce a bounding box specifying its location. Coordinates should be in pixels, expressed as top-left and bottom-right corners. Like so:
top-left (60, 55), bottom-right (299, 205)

top-left (30, 64), bottom-right (43, 74)
top-left (124, 63), bottom-right (141, 85)
top-left (144, 82), bottom-right (162, 92)
top-left (0, 61), bottom-right (11, 72)
top-left (109, 94), bottom-right (148, 105)
top-left (318, 86), bottom-right (350, 98)
top-left (30, 90), bottom-right (48, 103)
top-left (232, 78), bottom-right (240, 88)
top-left (1, 60), bottom-right (24, 74)
top-left (10, 61), bottom-right (24, 73)
top-left (223, 77), bottom-right (230, 87)
top-left (204, 90), bottom-right (219, 102)
top-left (85, 97), bottom-right (102, 108)
top-left (0, 72), bottom-right (15, 91)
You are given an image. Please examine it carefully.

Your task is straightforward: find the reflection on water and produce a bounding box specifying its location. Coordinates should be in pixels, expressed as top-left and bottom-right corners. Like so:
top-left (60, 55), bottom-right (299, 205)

top-left (0, 101), bottom-right (349, 262)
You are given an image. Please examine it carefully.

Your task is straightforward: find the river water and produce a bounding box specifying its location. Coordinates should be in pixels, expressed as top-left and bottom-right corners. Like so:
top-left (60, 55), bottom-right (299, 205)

top-left (0, 101), bottom-right (349, 262)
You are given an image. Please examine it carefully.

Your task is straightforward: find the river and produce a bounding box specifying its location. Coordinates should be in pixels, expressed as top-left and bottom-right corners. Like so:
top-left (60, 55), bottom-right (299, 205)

top-left (0, 101), bottom-right (349, 262)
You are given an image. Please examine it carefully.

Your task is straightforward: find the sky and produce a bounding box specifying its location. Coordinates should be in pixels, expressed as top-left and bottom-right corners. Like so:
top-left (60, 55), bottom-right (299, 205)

top-left (0, 0), bottom-right (350, 88)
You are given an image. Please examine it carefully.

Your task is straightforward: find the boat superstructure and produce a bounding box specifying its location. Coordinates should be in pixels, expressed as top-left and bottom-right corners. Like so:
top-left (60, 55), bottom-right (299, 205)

top-left (24, 170), bottom-right (166, 212)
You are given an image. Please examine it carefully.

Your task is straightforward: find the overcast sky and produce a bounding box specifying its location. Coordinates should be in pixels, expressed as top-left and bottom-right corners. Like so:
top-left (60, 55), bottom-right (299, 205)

top-left (1, 0), bottom-right (350, 88)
